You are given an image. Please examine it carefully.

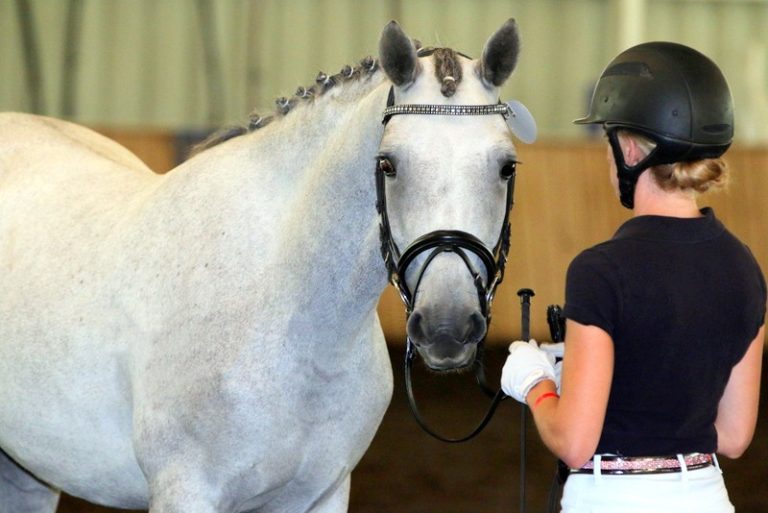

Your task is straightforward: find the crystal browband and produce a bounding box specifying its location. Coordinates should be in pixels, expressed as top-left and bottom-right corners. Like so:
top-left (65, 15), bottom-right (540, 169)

top-left (380, 87), bottom-right (537, 143)
top-left (382, 103), bottom-right (510, 121)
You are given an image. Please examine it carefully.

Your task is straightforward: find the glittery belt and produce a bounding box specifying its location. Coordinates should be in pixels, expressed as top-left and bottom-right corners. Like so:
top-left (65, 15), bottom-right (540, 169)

top-left (571, 453), bottom-right (715, 475)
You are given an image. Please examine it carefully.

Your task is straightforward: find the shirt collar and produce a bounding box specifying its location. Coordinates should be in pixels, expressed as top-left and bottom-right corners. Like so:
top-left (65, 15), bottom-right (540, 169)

top-left (613, 207), bottom-right (725, 243)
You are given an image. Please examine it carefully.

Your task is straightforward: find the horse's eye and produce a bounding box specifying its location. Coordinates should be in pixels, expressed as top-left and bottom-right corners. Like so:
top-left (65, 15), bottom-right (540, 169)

top-left (500, 161), bottom-right (517, 180)
top-left (377, 157), bottom-right (397, 178)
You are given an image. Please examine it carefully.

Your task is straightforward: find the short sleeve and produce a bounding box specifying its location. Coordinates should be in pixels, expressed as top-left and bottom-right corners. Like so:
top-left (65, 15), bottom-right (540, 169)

top-left (563, 248), bottom-right (621, 337)
top-left (745, 244), bottom-right (767, 337)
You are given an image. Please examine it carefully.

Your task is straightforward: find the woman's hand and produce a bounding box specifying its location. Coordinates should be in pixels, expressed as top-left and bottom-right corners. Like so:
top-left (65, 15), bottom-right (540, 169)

top-left (500, 339), bottom-right (557, 402)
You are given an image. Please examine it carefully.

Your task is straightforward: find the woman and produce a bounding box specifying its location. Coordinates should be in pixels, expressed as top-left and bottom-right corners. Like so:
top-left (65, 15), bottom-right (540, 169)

top-left (501, 42), bottom-right (765, 512)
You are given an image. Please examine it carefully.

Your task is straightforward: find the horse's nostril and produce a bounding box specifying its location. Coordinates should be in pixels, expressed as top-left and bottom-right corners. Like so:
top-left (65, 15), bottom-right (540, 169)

top-left (465, 311), bottom-right (487, 344)
top-left (406, 311), bottom-right (427, 345)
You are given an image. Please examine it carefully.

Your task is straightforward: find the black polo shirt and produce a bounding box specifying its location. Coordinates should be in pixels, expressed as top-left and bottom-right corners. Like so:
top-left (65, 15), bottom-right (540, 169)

top-left (564, 208), bottom-right (766, 456)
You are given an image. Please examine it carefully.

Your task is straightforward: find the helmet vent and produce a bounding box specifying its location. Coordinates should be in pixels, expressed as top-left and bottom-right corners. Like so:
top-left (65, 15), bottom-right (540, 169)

top-left (604, 61), bottom-right (653, 79)
top-left (702, 123), bottom-right (731, 134)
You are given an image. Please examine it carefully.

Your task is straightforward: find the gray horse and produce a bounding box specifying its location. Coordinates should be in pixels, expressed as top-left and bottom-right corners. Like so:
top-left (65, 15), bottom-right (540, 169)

top-left (0, 20), bottom-right (524, 513)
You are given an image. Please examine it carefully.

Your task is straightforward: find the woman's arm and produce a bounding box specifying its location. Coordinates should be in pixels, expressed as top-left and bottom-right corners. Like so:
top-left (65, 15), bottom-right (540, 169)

top-left (714, 325), bottom-right (764, 458)
top-left (525, 320), bottom-right (614, 468)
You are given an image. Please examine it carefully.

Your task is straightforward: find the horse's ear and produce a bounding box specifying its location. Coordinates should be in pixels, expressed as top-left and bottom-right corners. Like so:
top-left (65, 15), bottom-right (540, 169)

top-left (379, 21), bottom-right (420, 87)
top-left (478, 18), bottom-right (520, 87)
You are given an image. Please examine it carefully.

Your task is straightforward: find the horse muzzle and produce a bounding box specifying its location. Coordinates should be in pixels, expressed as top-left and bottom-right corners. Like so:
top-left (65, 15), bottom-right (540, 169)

top-left (386, 230), bottom-right (497, 371)
top-left (406, 308), bottom-right (486, 371)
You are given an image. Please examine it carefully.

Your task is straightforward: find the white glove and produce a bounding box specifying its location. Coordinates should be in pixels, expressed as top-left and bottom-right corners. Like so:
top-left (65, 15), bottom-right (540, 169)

top-left (540, 341), bottom-right (565, 359)
top-left (500, 339), bottom-right (557, 403)
top-left (540, 342), bottom-right (564, 394)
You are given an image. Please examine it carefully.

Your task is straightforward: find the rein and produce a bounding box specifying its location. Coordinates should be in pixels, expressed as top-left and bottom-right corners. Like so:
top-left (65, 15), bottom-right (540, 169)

top-left (404, 343), bottom-right (508, 443)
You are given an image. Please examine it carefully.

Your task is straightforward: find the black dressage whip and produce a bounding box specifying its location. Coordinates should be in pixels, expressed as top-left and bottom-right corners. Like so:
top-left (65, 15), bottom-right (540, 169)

top-left (516, 288), bottom-right (535, 513)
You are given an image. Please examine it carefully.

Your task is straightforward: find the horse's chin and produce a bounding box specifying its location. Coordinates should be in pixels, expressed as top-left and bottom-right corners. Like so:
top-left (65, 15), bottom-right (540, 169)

top-left (415, 343), bottom-right (478, 373)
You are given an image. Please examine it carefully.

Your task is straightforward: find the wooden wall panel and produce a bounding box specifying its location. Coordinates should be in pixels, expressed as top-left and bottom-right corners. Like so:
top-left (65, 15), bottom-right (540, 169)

top-left (383, 141), bottom-right (768, 345)
top-left (104, 131), bottom-right (768, 345)
top-left (98, 128), bottom-right (177, 173)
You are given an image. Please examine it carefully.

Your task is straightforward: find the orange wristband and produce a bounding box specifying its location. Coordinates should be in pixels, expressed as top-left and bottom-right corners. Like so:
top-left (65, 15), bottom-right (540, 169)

top-left (532, 391), bottom-right (559, 409)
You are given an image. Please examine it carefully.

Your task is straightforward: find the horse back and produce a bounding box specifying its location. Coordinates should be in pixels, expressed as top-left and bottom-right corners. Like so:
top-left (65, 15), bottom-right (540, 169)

top-left (0, 112), bottom-right (159, 249)
top-left (0, 112), bottom-right (154, 183)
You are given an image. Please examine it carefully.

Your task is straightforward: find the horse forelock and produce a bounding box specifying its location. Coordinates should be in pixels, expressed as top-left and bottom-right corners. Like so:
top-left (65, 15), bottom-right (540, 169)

top-left (427, 47), bottom-right (465, 98)
top-left (190, 56), bottom-right (383, 157)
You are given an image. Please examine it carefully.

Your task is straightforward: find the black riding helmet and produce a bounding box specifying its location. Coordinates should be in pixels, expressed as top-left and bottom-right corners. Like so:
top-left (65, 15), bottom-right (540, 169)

top-left (575, 42), bottom-right (734, 209)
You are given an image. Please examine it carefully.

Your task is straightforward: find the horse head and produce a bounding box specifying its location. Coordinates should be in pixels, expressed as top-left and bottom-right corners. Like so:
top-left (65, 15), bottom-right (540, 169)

top-left (376, 19), bottom-right (530, 372)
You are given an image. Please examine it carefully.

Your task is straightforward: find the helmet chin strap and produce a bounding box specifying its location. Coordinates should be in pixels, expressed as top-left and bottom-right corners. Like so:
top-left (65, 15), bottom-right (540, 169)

top-left (605, 125), bottom-right (714, 209)
top-left (606, 128), bottom-right (652, 210)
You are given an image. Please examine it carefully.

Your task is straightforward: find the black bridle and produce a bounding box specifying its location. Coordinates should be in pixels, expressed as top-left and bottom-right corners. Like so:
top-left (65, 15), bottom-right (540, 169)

top-left (377, 87), bottom-right (517, 442)
top-left (377, 87), bottom-right (516, 327)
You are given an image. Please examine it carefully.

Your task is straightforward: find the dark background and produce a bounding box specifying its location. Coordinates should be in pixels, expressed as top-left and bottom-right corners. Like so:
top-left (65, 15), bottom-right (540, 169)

top-left (56, 346), bottom-right (768, 513)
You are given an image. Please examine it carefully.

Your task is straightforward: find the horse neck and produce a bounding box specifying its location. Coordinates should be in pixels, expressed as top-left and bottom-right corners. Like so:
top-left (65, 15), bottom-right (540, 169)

top-left (277, 77), bottom-right (394, 321)
top-left (166, 73), bottom-right (393, 338)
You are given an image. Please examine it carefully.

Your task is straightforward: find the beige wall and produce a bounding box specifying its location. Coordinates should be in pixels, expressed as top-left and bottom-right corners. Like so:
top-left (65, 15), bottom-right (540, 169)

top-left (2, 1), bottom-right (768, 143)
top-left (107, 130), bottom-right (768, 345)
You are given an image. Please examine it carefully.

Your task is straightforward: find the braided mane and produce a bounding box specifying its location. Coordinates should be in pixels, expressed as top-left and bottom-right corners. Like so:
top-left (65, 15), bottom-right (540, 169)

top-left (191, 55), bottom-right (380, 156)
top-left (192, 43), bottom-right (468, 156)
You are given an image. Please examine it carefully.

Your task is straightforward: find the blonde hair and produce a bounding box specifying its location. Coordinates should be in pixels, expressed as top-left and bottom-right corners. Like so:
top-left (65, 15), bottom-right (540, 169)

top-left (619, 129), bottom-right (729, 193)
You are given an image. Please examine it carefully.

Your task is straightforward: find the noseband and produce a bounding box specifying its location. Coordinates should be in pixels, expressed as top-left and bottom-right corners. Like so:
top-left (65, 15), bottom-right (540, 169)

top-left (377, 86), bottom-right (516, 329)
